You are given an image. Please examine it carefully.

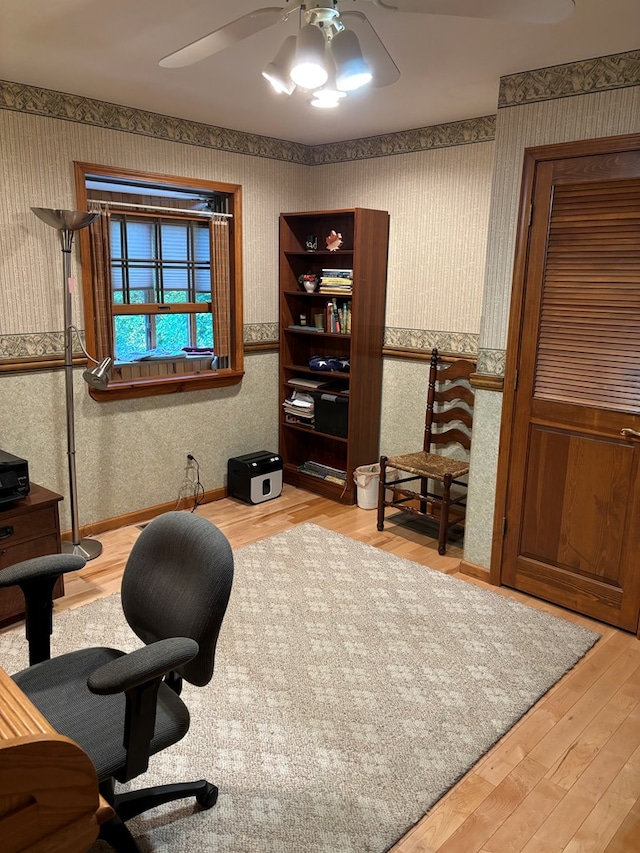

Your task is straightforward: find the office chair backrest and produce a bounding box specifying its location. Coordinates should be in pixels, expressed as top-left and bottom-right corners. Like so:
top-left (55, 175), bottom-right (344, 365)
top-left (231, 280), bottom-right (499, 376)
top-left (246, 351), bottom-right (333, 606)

top-left (424, 348), bottom-right (475, 454)
top-left (121, 511), bottom-right (234, 687)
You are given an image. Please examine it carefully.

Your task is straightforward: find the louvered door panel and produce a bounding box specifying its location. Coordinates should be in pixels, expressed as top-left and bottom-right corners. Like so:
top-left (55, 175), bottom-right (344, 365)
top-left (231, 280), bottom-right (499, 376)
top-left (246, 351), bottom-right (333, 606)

top-left (535, 180), bottom-right (640, 413)
top-left (499, 137), bottom-right (640, 633)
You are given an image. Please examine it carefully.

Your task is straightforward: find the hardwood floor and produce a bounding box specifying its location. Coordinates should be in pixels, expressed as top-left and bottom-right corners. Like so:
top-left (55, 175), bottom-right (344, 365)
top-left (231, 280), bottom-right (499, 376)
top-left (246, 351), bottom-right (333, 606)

top-left (8, 485), bottom-right (640, 852)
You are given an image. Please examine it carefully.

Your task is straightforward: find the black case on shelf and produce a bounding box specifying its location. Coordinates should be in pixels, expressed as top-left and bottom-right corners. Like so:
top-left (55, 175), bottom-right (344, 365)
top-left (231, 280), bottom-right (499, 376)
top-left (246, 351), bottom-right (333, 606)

top-left (314, 394), bottom-right (349, 438)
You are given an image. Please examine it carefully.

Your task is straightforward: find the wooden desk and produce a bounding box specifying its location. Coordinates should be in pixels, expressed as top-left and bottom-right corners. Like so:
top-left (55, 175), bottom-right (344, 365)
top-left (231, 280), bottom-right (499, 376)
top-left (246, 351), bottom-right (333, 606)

top-left (0, 484), bottom-right (64, 627)
top-left (0, 667), bottom-right (113, 853)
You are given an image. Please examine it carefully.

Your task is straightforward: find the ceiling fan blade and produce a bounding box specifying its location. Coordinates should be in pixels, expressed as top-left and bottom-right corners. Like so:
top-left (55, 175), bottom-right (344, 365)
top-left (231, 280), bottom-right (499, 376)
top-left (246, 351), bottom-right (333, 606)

top-left (372, 0), bottom-right (575, 24)
top-left (340, 11), bottom-right (400, 88)
top-left (159, 6), bottom-right (291, 68)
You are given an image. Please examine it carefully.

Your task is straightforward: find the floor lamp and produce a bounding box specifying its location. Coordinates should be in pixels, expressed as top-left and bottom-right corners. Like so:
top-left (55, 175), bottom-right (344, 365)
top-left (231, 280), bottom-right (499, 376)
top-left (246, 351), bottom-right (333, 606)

top-left (32, 208), bottom-right (112, 560)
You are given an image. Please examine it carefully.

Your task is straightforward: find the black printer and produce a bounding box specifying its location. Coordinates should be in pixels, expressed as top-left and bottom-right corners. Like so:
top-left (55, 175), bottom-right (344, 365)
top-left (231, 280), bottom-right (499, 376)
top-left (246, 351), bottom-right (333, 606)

top-left (0, 449), bottom-right (30, 505)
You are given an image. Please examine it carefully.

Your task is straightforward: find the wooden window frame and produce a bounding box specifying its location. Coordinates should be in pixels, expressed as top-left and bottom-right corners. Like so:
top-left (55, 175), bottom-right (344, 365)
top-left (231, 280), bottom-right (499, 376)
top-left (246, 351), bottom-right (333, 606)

top-left (74, 162), bottom-right (244, 401)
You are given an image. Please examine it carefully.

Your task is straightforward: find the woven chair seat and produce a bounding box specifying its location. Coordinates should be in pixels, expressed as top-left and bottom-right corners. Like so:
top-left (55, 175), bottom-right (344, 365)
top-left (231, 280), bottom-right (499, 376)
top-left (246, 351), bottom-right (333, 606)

top-left (387, 451), bottom-right (469, 481)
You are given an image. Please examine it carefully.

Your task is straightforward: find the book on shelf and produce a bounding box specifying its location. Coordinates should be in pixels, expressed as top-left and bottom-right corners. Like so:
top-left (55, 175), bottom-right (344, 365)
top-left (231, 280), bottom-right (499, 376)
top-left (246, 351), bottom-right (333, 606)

top-left (325, 298), bottom-right (351, 334)
top-left (283, 389), bottom-right (314, 425)
top-left (319, 287), bottom-right (352, 296)
top-left (287, 324), bottom-right (324, 332)
top-left (320, 268), bottom-right (353, 295)
top-left (297, 460), bottom-right (347, 484)
top-left (321, 268), bottom-right (353, 278)
top-left (285, 413), bottom-right (313, 426)
top-left (288, 376), bottom-right (346, 390)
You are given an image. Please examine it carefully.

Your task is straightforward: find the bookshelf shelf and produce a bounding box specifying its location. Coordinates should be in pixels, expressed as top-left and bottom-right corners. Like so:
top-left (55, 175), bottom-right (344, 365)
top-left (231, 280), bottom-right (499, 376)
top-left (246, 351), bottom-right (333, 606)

top-left (282, 421), bottom-right (349, 443)
top-left (285, 328), bottom-right (351, 339)
top-left (279, 208), bottom-right (389, 504)
top-left (282, 363), bottom-right (352, 379)
top-left (284, 250), bottom-right (354, 258)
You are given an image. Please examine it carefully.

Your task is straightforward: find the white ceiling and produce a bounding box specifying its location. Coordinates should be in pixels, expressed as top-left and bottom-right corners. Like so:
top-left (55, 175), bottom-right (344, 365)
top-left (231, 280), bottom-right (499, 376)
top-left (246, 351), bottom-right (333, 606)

top-left (0, 0), bottom-right (638, 146)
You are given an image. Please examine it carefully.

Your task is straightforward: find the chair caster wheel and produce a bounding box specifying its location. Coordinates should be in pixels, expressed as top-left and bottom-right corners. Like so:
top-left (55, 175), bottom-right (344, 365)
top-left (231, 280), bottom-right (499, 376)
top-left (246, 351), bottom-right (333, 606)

top-left (196, 782), bottom-right (218, 809)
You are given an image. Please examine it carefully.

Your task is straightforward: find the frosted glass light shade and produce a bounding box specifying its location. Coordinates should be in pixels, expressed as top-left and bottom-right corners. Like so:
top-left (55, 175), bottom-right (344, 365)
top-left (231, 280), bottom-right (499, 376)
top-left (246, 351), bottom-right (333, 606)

top-left (331, 29), bottom-right (372, 91)
top-left (290, 24), bottom-right (328, 89)
top-left (311, 64), bottom-right (347, 109)
top-left (262, 35), bottom-right (297, 95)
top-left (310, 93), bottom-right (342, 108)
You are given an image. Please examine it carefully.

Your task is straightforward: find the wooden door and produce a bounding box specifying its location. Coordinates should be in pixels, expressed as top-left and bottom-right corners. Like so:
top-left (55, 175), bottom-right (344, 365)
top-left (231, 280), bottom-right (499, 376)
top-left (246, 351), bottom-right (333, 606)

top-left (494, 135), bottom-right (640, 633)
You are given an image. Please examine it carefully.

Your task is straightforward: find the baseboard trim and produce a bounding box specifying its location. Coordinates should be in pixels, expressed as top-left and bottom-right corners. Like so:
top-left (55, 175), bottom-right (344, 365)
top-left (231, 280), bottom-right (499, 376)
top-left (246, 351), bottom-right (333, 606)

top-left (459, 559), bottom-right (492, 583)
top-left (62, 487), bottom-right (227, 540)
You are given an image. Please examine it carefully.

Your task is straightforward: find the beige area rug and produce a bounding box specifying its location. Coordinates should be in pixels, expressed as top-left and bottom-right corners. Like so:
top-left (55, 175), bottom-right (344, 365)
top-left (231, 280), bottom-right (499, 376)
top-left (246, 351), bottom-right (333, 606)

top-left (1, 523), bottom-right (600, 853)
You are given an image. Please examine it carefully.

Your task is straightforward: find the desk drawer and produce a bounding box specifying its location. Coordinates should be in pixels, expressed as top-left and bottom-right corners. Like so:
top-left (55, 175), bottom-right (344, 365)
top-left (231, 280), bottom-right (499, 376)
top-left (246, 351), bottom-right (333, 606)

top-left (0, 534), bottom-right (64, 625)
top-left (0, 533), bottom-right (61, 570)
top-left (0, 507), bottom-right (58, 547)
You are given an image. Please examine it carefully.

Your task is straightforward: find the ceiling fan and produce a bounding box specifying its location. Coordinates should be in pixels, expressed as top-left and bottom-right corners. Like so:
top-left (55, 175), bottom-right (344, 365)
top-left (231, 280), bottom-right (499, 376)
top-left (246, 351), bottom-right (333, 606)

top-left (159, 0), bottom-right (575, 108)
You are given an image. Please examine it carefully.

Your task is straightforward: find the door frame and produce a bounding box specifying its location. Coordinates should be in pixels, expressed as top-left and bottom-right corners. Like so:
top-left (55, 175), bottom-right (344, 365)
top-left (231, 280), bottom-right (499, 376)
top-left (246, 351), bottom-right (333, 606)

top-left (490, 132), bottom-right (640, 641)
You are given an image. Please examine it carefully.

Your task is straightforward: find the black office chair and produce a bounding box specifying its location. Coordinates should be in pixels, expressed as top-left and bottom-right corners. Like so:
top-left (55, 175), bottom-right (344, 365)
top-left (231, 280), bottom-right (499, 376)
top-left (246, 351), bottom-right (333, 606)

top-left (1, 511), bottom-right (234, 853)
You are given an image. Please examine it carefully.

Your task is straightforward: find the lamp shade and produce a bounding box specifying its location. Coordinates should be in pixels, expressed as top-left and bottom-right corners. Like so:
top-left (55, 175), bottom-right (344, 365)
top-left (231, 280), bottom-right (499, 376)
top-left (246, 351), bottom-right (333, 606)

top-left (82, 356), bottom-right (113, 390)
top-left (31, 208), bottom-right (99, 231)
top-left (331, 29), bottom-right (372, 92)
top-left (290, 24), bottom-right (328, 90)
top-left (262, 35), bottom-right (297, 95)
top-left (311, 59), bottom-right (347, 109)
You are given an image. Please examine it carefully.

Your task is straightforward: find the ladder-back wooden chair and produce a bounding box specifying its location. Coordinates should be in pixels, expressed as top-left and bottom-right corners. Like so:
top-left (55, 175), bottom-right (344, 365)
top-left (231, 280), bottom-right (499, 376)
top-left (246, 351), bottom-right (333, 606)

top-left (377, 348), bottom-right (475, 555)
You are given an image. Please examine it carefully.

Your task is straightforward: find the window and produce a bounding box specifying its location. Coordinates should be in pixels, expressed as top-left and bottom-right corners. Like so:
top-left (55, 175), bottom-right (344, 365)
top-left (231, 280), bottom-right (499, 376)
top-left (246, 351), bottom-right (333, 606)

top-left (74, 162), bottom-right (243, 400)
top-left (110, 215), bottom-right (214, 361)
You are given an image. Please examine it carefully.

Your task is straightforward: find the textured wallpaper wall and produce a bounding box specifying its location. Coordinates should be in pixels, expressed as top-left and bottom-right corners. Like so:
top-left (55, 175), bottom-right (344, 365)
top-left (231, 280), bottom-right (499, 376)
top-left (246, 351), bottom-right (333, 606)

top-left (1, 52), bottom-right (636, 545)
top-left (0, 352), bottom-right (280, 530)
top-left (465, 81), bottom-right (640, 569)
top-left (0, 109), bottom-right (305, 527)
top-left (480, 86), bottom-right (640, 357)
top-left (0, 103), bottom-right (492, 529)
top-left (310, 142), bottom-right (494, 341)
top-left (0, 109), bottom-right (309, 342)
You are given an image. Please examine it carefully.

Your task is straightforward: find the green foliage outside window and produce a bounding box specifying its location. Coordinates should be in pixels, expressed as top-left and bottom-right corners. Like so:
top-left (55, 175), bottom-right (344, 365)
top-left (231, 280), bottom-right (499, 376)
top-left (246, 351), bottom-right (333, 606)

top-left (111, 216), bottom-right (215, 361)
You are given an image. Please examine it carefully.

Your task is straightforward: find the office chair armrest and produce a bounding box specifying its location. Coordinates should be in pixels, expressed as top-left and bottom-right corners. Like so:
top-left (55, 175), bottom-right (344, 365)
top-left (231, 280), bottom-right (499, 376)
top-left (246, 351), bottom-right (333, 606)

top-left (0, 554), bottom-right (86, 666)
top-left (87, 637), bottom-right (199, 782)
top-left (0, 554), bottom-right (86, 587)
top-left (87, 637), bottom-right (199, 695)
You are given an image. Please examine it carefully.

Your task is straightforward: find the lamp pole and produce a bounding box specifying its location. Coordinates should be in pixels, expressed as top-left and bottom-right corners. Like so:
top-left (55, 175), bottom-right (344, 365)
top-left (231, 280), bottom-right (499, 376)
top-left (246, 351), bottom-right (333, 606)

top-left (32, 208), bottom-right (103, 560)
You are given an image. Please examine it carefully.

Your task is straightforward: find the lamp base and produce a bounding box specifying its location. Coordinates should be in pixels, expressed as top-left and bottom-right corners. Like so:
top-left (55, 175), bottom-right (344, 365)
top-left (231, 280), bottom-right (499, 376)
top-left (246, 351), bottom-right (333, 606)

top-left (62, 538), bottom-right (103, 561)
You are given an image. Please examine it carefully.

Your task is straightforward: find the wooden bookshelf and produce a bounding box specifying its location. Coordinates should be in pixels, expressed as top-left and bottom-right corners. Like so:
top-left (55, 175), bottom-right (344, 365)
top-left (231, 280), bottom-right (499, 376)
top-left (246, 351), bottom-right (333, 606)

top-left (278, 208), bottom-right (389, 504)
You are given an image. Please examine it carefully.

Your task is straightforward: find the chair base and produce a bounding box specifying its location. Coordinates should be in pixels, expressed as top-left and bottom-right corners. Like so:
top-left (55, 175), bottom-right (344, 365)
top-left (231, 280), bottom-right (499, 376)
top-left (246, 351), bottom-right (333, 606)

top-left (377, 457), bottom-right (467, 555)
top-left (99, 778), bottom-right (218, 852)
top-left (378, 506), bottom-right (465, 552)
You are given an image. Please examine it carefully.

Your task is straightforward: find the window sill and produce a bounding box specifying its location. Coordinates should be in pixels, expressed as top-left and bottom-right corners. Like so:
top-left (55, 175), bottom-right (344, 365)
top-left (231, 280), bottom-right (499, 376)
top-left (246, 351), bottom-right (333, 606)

top-left (88, 368), bottom-right (244, 401)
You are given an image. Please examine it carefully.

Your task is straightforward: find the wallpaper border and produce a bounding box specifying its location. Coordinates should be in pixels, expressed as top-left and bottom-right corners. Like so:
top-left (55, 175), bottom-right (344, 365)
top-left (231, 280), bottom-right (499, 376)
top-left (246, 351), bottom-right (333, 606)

top-left (309, 116), bottom-right (496, 163)
top-left (0, 327), bottom-right (280, 362)
top-left (0, 329), bottom-right (504, 371)
top-left (476, 348), bottom-right (506, 377)
top-left (1, 48), bottom-right (636, 165)
top-left (0, 79), bottom-right (493, 165)
top-left (0, 332), bottom-right (67, 360)
top-left (383, 328), bottom-right (478, 356)
top-left (499, 49), bottom-right (640, 109)
top-left (0, 80), bottom-right (311, 165)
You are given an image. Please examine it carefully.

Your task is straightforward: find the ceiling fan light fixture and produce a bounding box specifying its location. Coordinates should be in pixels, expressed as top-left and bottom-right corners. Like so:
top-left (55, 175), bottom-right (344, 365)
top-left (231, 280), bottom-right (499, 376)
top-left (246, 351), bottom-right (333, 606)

top-left (311, 56), bottom-right (347, 109)
top-left (262, 35), bottom-right (297, 95)
top-left (290, 24), bottom-right (328, 90)
top-left (310, 96), bottom-right (341, 109)
top-left (310, 84), bottom-right (346, 109)
top-left (331, 28), bottom-right (372, 92)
